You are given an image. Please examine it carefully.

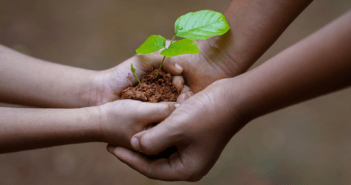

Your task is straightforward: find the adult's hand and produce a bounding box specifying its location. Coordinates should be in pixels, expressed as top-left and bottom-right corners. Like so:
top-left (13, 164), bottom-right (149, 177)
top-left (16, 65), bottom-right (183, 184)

top-left (139, 0), bottom-right (313, 98)
top-left (109, 9), bottom-right (351, 181)
top-left (107, 78), bottom-right (250, 181)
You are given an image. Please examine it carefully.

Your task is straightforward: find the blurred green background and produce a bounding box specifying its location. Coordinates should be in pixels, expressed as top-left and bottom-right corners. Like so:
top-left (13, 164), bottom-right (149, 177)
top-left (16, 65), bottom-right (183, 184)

top-left (1, 0), bottom-right (351, 184)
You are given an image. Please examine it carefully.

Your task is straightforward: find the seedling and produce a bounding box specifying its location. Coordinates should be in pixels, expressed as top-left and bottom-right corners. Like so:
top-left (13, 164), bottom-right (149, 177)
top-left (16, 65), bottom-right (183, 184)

top-left (131, 63), bottom-right (141, 84)
top-left (132, 10), bottom-right (230, 78)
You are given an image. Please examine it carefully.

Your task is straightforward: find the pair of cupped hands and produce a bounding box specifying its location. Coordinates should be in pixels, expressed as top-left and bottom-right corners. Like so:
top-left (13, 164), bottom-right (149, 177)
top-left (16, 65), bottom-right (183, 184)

top-left (91, 40), bottom-right (245, 181)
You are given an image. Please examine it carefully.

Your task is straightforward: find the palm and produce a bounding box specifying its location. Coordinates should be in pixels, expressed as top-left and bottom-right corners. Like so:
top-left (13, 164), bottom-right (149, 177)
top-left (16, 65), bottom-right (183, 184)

top-left (108, 79), bottom-right (248, 181)
top-left (92, 53), bottom-right (181, 105)
top-left (167, 40), bottom-right (242, 93)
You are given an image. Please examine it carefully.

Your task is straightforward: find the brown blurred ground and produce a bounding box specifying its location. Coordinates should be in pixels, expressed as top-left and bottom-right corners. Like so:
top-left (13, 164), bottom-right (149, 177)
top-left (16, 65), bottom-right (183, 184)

top-left (0, 0), bottom-right (351, 184)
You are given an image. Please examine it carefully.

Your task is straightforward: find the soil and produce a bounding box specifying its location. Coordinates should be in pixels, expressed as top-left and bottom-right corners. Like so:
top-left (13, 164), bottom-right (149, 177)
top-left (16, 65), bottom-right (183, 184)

top-left (119, 68), bottom-right (180, 102)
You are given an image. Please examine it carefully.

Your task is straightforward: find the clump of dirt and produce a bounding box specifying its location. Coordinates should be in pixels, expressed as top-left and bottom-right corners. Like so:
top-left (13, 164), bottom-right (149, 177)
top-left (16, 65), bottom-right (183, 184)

top-left (120, 68), bottom-right (180, 102)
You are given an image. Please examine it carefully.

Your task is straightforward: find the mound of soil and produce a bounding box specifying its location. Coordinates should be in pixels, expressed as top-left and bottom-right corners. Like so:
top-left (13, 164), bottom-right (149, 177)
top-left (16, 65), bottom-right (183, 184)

top-left (120, 68), bottom-right (180, 102)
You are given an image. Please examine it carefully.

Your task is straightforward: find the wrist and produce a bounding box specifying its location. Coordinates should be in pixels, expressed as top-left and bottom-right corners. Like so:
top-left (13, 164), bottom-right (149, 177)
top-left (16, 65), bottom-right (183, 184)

top-left (225, 73), bottom-right (266, 122)
top-left (78, 70), bottom-right (113, 107)
top-left (196, 33), bottom-right (258, 79)
top-left (82, 106), bottom-right (106, 142)
top-left (196, 38), bottom-right (244, 78)
top-left (206, 77), bottom-right (258, 129)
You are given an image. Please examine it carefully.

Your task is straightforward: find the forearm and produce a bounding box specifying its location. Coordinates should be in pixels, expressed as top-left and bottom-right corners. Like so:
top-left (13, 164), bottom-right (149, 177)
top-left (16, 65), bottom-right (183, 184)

top-left (0, 45), bottom-right (100, 107)
top-left (0, 106), bottom-right (102, 153)
top-left (230, 11), bottom-right (351, 120)
top-left (205, 0), bottom-right (313, 74)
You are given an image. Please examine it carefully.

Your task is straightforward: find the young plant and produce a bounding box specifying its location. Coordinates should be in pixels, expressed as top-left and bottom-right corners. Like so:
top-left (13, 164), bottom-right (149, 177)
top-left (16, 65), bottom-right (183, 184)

top-left (134, 10), bottom-right (230, 77)
top-left (131, 63), bottom-right (141, 84)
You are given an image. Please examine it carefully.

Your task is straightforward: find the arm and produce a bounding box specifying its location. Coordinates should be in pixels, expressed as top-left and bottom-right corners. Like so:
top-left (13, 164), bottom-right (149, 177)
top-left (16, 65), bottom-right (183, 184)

top-left (0, 45), bottom-right (183, 107)
top-left (165, 0), bottom-right (313, 93)
top-left (232, 9), bottom-right (351, 119)
top-left (0, 0), bottom-right (312, 107)
top-left (107, 11), bottom-right (351, 181)
top-left (212, 0), bottom-right (314, 72)
top-left (0, 45), bottom-right (98, 107)
top-left (0, 106), bottom-right (100, 153)
top-left (0, 100), bottom-right (177, 153)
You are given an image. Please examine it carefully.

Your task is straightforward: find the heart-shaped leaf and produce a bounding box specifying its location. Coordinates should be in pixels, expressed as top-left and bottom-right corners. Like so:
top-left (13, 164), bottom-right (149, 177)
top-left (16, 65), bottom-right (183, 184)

top-left (136, 35), bottom-right (166, 54)
top-left (175, 10), bottom-right (230, 40)
top-left (161, 39), bottom-right (200, 57)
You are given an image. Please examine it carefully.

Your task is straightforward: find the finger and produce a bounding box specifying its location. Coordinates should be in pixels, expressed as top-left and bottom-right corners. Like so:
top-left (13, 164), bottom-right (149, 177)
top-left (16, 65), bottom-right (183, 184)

top-left (131, 119), bottom-right (181, 155)
top-left (106, 144), bottom-right (116, 153)
top-left (143, 102), bottom-right (180, 130)
top-left (181, 85), bottom-right (190, 93)
top-left (177, 91), bottom-right (194, 104)
top-left (110, 146), bottom-right (187, 181)
top-left (172, 76), bottom-right (184, 92)
top-left (137, 102), bottom-right (179, 124)
top-left (162, 57), bottom-right (183, 75)
top-left (135, 53), bottom-right (164, 72)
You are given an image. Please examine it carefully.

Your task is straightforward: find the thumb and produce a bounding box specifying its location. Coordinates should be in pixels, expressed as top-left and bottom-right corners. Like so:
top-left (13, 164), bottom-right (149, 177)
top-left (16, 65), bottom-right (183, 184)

top-left (162, 57), bottom-right (183, 75)
top-left (131, 119), bottom-right (180, 155)
top-left (137, 102), bottom-right (178, 124)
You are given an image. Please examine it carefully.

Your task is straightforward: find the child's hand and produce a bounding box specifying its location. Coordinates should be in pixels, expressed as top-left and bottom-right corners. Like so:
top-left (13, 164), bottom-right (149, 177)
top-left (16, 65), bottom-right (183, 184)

top-left (84, 53), bottom-right (190, 106)
top-left (97, 100), bottom-right (178, 149)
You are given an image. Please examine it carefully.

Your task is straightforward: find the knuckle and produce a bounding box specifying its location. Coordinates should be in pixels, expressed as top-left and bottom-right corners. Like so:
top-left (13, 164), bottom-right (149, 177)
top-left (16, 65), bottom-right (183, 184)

top-left (167, 103), bottom-right (175, 113)
top-left (177, 93), bottom-right (187, 103)
top-left (161, 103), bottom-right (174, 115)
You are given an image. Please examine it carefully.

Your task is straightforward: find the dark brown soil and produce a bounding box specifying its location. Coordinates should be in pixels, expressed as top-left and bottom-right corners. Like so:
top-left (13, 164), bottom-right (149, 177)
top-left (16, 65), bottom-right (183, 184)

top-left (119, 68), bottom-right (180, 102)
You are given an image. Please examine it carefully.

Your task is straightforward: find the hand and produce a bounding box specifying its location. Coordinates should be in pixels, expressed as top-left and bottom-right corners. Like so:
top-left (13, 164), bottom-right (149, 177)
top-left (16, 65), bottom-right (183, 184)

top-left (162, 39), bottom-right (243, 95)
top-left (85, 37), bottom-right (242, 105)
top-left (82, 53), bottom-right (187, 106)
top-left (107, 78), bottom-right (250, 181)
top-left (97, 100), bottom-right (179, 149)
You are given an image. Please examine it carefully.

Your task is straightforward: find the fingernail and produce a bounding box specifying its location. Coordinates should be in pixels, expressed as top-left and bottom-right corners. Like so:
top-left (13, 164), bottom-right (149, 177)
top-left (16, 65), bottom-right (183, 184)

top-left (175, 64), bottom-right (183, 73)
top-left (177, 93), bottom-right (186, 104)
top-left (107, 145), bottom-right (115, 153)
top-left (131, 137), bottom-right (140, 152)
top-left (175, 103), bottom-right (180, 108)
top-left (186, 91), bottom-right (194, 99)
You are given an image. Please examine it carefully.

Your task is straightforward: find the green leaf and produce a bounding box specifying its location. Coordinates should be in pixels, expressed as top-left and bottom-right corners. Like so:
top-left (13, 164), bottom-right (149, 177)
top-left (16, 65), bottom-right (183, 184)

top-left (136, 35), bottom-right (166, 54)
top-left (160, 39), bottom-right (200, 57)
top-left (131, 63), bottom-right (141, 84)
top-left (174, 10), bottom-right (230, 40)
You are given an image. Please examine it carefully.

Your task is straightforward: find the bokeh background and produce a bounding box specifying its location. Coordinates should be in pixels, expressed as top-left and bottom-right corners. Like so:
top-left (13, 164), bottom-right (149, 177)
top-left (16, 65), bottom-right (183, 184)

top-left (1, 0), bottom-right (351, 184)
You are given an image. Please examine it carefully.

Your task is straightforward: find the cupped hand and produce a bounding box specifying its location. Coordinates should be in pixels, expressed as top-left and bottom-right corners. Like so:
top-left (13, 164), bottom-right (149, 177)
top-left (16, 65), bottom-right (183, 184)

top-left (87, 37), bottom-right (243, 105)
top-left (161, 39), bottom-right (244, 95)
top-left (107, 78), bottom-right (250, 181)
top-left (86, 53), bottom-right (190, 106)
top-left (97, 100), bottom-right (179, 149)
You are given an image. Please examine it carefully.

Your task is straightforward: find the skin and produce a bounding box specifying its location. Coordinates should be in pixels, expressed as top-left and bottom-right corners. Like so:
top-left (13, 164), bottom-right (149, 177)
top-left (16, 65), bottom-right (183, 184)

top-left (0, 0), bottom-right (313, 177)
top-left (0, 44), bottom-right (187, 153)
top-left (0, 100), bottom-right (178, 153)
top-left (108, 9), bottom-right (351, 182)
top-left (0, 45), bottom-right (186, 107)
top-left (162, 0), bottom-right (313, 94)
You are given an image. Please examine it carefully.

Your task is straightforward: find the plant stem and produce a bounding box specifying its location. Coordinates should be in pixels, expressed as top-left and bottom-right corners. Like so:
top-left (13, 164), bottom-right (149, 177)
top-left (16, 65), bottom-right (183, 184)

top-left (170, 35), bottom-right (176, 44)
top-left (156, 35), bottom-right (176, 77)
top-left (156, 56), bottom-right (166, 77)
